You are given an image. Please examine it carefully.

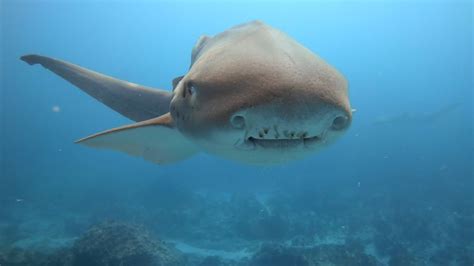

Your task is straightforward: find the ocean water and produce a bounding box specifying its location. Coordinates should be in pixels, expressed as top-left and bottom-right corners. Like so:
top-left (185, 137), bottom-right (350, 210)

top-left (1, 0), bottom-right (473, 265)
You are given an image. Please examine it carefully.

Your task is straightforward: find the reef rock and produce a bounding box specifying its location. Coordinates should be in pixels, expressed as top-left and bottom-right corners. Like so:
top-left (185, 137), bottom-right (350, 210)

top-left (230, 193), bottom-right (289, 240)
top-left (71, 221), bottom-right (183, 266)
top-left (250, 244), bottom-right (310, 266)
top-left (250, 243), bottom-right (379, 266)
top-left (0, 247), bottom-right (46, 266)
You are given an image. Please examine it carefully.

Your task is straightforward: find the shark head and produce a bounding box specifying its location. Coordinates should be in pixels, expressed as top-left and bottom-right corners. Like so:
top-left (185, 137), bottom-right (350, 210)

top-left (170, 21), bottom-right (351, 164)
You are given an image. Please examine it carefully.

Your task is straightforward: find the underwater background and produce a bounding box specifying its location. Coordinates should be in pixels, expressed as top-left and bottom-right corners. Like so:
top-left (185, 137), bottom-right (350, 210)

top-left (1, 0), bottom-right (473, 265)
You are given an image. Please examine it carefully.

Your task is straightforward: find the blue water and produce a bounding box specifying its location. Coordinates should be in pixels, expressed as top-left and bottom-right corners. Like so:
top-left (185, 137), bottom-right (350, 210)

top-left (1, 1), bottom-right (473, 265)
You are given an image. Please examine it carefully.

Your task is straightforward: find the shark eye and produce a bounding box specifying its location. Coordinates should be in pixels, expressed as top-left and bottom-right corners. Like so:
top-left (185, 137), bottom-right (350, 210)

top-left (181, 82), bottom-right (197, 98)
top-left (187, 82), bottom-right (196, 96)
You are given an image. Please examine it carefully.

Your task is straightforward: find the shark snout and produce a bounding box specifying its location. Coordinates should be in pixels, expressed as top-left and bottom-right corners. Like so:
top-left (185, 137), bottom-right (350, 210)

top-left (230, 104), bottom-right (351, 149)
top-left (231, 112), bottom-right (350, 133)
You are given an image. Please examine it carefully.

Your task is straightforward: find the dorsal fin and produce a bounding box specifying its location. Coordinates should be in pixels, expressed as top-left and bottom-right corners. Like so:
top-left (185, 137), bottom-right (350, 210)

top-left (191, 35), bottom-right (210, 67)
top-left (172, 75), bottom-right (184, 91)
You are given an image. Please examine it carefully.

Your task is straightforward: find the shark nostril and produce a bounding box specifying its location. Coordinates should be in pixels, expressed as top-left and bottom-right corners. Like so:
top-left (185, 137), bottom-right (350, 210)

top-left (332, 115), bottom-right (349, 130)
top-left (230, 114), bottom-right (246, 129)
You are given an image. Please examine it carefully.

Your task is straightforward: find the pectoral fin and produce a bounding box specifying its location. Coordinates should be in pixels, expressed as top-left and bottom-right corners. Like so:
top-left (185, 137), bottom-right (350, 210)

top-left (76, 113), bottom-right (198, 164)
top-left (21, 54), bottom-right (172, 122)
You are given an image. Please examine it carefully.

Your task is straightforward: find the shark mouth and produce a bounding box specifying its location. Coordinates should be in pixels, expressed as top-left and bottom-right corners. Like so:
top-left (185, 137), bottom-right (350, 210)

top-left (240, 134), bottom-right (323, 150)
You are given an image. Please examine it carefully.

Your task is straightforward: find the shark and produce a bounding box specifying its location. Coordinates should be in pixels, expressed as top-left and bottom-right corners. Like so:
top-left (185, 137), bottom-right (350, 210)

top-left (21, 21), bottom-right (352, 165)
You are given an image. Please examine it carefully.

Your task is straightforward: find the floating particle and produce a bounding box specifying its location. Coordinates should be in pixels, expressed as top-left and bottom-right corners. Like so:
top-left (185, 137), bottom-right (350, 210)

top-left (52, 105), bottom-right (61, 112)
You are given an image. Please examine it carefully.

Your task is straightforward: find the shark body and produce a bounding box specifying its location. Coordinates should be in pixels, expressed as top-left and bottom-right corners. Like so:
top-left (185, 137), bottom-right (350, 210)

top-left (22, 21), bottom-right (352, 165)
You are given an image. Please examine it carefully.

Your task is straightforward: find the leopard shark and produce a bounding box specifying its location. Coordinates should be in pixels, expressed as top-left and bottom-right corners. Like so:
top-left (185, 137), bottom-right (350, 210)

top-left (21, 20), bottom-right (352, 165)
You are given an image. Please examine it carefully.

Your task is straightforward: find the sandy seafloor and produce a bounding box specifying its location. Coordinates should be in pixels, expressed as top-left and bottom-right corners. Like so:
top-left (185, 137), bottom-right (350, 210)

top-left (1, 180), bottom-right (473, 265)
